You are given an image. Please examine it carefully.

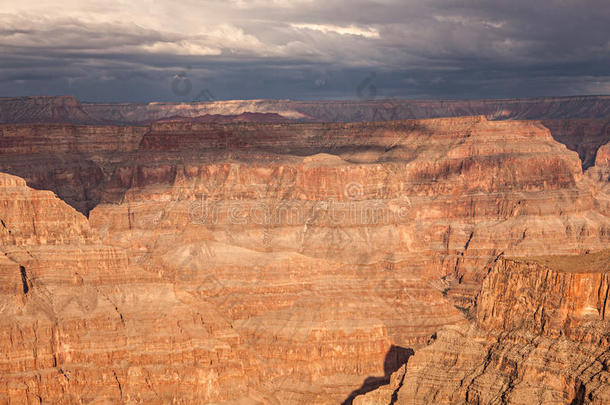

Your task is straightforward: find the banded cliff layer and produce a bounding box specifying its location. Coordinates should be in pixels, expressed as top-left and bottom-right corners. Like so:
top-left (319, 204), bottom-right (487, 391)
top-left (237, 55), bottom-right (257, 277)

top-left (82, 96), bottom-right (610, 173)
top-left (2, 95), bottom-right (609, 124)
top-left (355, 251), bottom-right (609, 404)
top-left (2, 95), bottom-right (608, 171)
top-left (0, 173), bottom-right (266, 404)
top-left (0, 111), bottom-right (609, 403)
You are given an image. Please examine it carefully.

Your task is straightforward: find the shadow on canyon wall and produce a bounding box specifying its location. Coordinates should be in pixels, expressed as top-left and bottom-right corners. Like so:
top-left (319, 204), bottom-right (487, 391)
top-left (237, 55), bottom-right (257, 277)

top-left (342, 345), bottom-right (414, 405)
top-left (0, 117), bottom-right (608, 217)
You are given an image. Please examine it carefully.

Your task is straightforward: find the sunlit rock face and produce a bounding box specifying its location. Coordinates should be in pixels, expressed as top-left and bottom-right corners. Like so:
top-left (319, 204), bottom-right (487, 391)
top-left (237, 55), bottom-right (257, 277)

top-left (0, 107), bottom-right (609, 403)
top-left (88, 116), bottom-right (609, 307)
top-left (2, 96), bottom-right (609, 170)
top-left (358, 252), bottom-right (609, 405)
top-left (0, 172), bottom-right (263, 404)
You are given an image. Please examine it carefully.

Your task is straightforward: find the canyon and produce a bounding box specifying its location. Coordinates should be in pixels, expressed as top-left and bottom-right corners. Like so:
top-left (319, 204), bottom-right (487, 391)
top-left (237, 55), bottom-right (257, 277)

top-left (2, 95), bottom-right (608, 171)
top-left (355, 251), bottom-right (610, 404)
top-left (0, 96), bottom-right (608, 404)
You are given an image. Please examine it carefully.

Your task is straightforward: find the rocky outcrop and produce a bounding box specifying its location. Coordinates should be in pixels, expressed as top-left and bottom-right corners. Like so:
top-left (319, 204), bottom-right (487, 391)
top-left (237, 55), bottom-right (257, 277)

top-left (592, 142), bottom-right (610, 180)
top-left (477, 254), bottom-right (609, 340)
top-left (358, 252), bottom-right (610, 405)
top-left (0, 172), bottom-right (264, 404)
top-left (597, 142), bottom-right (610, 168)
top-left (1, 111), bottom-right (610, 403)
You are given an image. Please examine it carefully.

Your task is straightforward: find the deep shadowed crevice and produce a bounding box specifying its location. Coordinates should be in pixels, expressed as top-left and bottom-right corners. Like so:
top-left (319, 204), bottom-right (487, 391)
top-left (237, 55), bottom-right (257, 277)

top-left (570, 383), bottom-right (586, 405)
top-left (569, 382), bottom-right (585, 405)
top-left (543, 120), bottom-right (610, 170)
top-left (19, 265), bottom-right (29, 294)
top-left (341, 345), bottom-right (414, 405)
top-left (389, 365), bottom-right (407, 405)
top-left (0, 160), bottom-right (105, 216)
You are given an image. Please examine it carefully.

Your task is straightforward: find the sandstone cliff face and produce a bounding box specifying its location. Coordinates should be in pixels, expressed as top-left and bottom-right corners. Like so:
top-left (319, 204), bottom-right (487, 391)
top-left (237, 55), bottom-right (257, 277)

top-left (88, 116), bottom-right (610, 306)
top-left (357, 252), bottom-right (610, 405)
top-left (2, 96), bottom-right (609, 171)
top-left (0, 171), bottom-right (450, 404)
top-left (0, 172), bottom-right (266, 404)
top-left (2, 97), bottom-right (609, 219)
top-left (477, 255), bottom-right (609, 341)
top-left (86, 116), bottom-right (608, 402)
top-left (1, 112), bottom-right (610, 403)
top-left (0, 123), bottom-right (145, 154)
top-left (592, 142), bottom-right (610, 180)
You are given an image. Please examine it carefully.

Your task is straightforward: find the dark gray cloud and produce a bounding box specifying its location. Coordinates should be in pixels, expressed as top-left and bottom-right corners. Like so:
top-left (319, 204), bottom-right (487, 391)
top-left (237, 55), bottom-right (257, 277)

top-left (1, 0), bottom-right (608, 102)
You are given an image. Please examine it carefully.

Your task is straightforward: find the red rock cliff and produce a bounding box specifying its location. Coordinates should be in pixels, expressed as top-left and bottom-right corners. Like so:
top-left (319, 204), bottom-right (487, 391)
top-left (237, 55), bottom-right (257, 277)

top-left (0, 172), bottom-right (266, 404)
top-left (1, 113), bottom-right (609, 403)
top-left (356, 252), bottom-right (610, 404)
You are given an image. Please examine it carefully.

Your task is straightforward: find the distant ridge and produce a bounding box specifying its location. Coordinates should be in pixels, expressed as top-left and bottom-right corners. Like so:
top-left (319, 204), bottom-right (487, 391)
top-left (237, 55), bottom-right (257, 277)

top-left (0, 95), bottom-right (101, 125)
top-left (1, 95), bottom-right (609, 125)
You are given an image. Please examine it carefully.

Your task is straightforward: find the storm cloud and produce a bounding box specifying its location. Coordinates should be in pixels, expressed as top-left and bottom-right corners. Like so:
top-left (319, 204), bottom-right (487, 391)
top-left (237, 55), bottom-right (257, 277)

top-left (1, 0), bottom-right (609, 101)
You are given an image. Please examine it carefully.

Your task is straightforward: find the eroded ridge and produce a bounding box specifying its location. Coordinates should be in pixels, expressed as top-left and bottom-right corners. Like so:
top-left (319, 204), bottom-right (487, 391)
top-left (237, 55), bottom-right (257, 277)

top-left (356, 252), bottom-right (610, 404)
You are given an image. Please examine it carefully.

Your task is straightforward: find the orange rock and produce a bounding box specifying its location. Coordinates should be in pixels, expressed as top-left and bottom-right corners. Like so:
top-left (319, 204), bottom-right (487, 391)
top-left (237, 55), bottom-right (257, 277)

top-left (0, 172), bottom-right (263, 404)
top-left (360, 252), bottom-right (610, 404)
top-left (0, 111), bottom-right (609, 403)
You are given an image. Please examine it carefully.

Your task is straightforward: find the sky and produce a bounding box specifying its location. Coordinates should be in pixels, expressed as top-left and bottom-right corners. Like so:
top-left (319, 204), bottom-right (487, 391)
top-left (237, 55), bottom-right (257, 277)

top-left (1, 0), bottom-right (609, 102)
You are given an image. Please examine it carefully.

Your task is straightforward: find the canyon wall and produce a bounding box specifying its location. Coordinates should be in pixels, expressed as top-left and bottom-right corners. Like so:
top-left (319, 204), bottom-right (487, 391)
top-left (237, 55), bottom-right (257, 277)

top-left (542, 119), bottom-right (610, 169)
top-left (0, 172), bottom-right (268, 404)
top-left (2, 95), bottom-right (609, 171)
top-left (356, 252), bottom-right (609, 405)
top-left (0, 124), bottom-right (147, 215)
top-left (83, 96), bottom-right (610, 123)
top-left (0, 96), bottom-right (96, 125)
top-left (1, 110), bottom-right (609, 403)
top-left (2, 95), bottom-right (609, 123)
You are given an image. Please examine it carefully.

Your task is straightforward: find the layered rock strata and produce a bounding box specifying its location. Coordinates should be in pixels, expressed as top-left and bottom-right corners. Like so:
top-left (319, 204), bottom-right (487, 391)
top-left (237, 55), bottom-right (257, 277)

top-left (1, 113), bottom-right (609, 403)
top-left (0, 173), bottom-right (265, 404)
top-left (0, 124), bottom-right (147, 215)
top-left (4, 95), bottom-right (608, 125)
top-left (2, 96), bottom-right (609, 169)
top-left (542, 119), bottom-right (610, 169)
top-left (355, 252), bottom-right (610, 404)
top-left (88, 116), bottom-right (608, 401)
